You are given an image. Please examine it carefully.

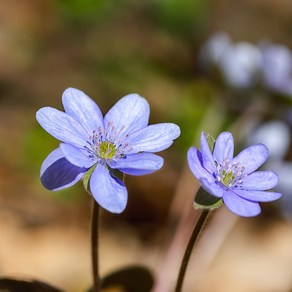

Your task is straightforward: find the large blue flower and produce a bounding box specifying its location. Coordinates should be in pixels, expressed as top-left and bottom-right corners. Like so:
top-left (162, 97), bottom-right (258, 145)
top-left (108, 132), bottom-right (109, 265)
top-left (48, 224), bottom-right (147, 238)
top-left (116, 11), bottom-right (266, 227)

top-left (36, 88), bottom-right (180, 213)
top-left (188, 132), bottom-right (282, 217)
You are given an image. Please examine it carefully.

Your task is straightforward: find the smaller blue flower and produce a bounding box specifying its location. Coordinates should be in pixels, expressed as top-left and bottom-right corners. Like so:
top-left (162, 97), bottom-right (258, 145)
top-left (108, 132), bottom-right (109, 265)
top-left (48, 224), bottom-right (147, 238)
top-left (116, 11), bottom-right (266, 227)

top-left (188, 132), bottom-right (282, 217)
top-left (36, 88), bottom-right (180, 213)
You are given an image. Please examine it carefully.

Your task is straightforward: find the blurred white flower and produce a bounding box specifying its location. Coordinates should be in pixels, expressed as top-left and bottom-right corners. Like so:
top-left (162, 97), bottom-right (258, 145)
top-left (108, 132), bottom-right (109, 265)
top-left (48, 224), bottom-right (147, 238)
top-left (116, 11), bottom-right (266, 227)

top-left (248, 120), bottom-right (290, 160)
top-left (199, 31), bottom-right (231, 68)
top-left (261, 43), bottom-right (292, 96)
top-left (271, 161), bottom-right (292, 219)
top-left (199, 32), bottom-right (261, 89)
top-left (219, 42), bottom-right (261, 89)
top-left (248, 120), bottom-right (292, 219)
top-left (199, 32), bottom-right (292, 94)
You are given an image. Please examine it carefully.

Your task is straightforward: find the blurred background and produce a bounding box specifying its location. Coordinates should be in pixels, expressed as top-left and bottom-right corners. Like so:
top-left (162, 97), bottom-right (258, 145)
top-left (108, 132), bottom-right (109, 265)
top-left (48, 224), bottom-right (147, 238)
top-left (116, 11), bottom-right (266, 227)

top-left (0, 0), bottom-right (292, 291)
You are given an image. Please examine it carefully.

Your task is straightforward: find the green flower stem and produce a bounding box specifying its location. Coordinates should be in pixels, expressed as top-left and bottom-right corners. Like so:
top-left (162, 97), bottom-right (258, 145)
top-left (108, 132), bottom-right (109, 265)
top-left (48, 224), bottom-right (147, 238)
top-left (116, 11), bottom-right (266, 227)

top-left (175, 209), bottom-right (210, 292)
top-left (91, 200), bottom-right (101, 292)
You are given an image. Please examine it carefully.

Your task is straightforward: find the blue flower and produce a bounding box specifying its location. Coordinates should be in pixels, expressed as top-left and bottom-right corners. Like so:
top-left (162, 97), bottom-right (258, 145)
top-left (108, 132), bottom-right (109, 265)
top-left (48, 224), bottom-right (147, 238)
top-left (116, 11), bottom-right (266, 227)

top-left (36, 88), bottom-right (180, 213)
top-left (187, 132), bottom-right (282, 217)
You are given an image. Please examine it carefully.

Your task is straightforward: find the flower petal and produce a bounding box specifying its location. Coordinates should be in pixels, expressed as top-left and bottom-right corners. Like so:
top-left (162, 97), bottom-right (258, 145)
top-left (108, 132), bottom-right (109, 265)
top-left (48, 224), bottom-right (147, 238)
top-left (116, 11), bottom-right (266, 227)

top-left (233, 143), bottom-right (269, 175)
top-left (60, 143), bottom-right (97, 168)
top-left (200, 178), bottom-right (224, 198)
top-left (241, 171), bottom-right (279, 190)
top-left (127, 123), bottom-right (180, 153)
top-left (36, 107), bottom-right (88, 147)
top-left (213, 132), bottom-right (234, 165)
top-left (40, 148), bottom-right (87, 191)
top-left (200, 132), bottom-right (216, 174)
top-left (223, 190), bottom-right (261, 217)
top-left (62, 88), bottom-right (104, 134)
top-left (187, 147), bottom-right (214, 181)
top-left (108, 153), bottom-right (164, 175)
top-left (234, 189), bottom-right (282, 202)
top-left (90, 163), bottom-right (127, 213)
top-left (104, 94), bottom-right (150, 137)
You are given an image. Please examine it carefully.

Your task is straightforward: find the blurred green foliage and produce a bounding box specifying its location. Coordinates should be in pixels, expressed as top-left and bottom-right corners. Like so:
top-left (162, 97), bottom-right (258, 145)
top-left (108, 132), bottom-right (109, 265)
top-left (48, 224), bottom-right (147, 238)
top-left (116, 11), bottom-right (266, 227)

top-left (55, 0), bottom-right (208, 41)
top-left (23, 126), bottom-right (58, 173)
top-left (22, 125), bottom-right (84, 202)
top-left (56, 0), bottom-right (114, 23)
top-left (173, 80), bottom-right (220, 150)
top-left (153, 0), bottom-right (208, 39)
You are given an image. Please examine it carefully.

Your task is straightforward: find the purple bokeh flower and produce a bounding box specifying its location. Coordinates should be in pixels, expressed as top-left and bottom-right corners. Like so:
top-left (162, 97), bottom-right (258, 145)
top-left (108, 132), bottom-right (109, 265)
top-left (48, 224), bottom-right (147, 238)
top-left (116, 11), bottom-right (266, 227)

top-left (199, 31), bottom-right (231, 67)
top-left (199, 32), bottom-right (292, 95)
top-left (219, 42), bottom-right (261, 89)
top-left (249, 120), bottom-right (292, 219)
top-left (199, 32), bottom-right (261, 89)
top-left (36, 88), bottom-right (180, 213)
top-left (188, 132), bottom-right (282, 217)
top-left (260, 43), bottom-right (292, 96)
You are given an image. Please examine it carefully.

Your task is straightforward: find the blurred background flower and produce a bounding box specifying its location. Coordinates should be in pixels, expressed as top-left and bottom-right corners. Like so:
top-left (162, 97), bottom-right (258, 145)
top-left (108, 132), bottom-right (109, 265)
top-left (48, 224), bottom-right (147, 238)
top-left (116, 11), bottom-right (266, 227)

top-left (260, 42), bottom-right (292, 96)
top-left (199, 32), bottom-right (262, 89)
top-left (0, 0), bottom-right (292, 291)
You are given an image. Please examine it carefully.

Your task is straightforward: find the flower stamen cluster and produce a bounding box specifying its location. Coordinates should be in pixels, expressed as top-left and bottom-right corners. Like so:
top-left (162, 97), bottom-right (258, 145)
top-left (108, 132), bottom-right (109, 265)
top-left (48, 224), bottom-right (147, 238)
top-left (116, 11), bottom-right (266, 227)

top-left (85, 122), bottom-right (132, 161)
top-left (216, 159), bottom-right (245, 188)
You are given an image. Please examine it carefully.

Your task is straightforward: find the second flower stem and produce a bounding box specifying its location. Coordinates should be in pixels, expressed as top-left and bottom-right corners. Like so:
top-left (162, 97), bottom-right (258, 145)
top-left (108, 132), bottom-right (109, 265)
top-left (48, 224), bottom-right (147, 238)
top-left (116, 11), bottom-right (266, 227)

top-left (175, 209), bottom-right (210, 292)
top-left (91, 200), bottom-right (101, 292)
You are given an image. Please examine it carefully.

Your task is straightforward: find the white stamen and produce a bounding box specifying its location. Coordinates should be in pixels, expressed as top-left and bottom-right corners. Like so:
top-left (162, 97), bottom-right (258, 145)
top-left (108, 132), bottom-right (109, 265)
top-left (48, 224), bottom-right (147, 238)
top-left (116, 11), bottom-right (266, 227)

top-left (85, 121), bottom-right (132, 161)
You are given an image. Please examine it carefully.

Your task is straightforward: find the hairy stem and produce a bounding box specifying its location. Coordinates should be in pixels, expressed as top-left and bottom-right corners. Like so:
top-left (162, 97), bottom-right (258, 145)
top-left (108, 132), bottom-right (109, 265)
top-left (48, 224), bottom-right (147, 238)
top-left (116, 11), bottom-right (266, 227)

top-left (91, 200), bottom-right (100, 292)
top-left (175, 209), bottom-right (210, 292)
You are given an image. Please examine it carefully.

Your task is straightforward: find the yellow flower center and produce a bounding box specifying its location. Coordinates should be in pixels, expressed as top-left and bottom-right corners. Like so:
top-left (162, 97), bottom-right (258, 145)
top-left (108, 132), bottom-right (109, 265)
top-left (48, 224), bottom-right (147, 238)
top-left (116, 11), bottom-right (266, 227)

top-left (221, 169), bottom-right (236, 187)
top-left (216, 159), bottom-right (245, 188)
top-left (98, 141), bottom-right (117, 159)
